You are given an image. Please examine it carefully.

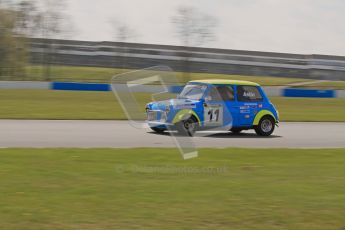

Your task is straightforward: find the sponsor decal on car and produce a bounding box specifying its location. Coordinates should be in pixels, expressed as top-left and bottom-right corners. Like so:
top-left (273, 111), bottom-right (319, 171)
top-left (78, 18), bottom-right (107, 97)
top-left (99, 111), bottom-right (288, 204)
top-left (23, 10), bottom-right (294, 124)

top-left (243, 91), bottom-right (255, 97)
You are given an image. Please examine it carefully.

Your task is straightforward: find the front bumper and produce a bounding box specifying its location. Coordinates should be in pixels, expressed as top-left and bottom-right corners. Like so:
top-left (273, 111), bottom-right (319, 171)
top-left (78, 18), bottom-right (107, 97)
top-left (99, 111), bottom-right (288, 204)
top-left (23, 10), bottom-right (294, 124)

top-left (146, 110), bottom-right (172, 128)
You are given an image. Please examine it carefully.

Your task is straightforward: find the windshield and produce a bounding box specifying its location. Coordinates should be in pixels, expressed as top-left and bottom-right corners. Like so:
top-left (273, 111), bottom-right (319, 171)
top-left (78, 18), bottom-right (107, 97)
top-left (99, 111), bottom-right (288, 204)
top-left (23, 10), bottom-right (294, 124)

top-left (178, 84), bottom-right (207, 100)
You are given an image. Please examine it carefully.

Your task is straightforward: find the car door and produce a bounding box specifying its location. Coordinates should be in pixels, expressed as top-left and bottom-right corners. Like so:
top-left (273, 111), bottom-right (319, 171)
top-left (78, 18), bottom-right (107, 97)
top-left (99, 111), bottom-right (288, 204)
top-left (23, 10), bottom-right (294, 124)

top-left (235, 85), bottom-right (264, 126)
top-left (203, 85), bottom-right (235, 128)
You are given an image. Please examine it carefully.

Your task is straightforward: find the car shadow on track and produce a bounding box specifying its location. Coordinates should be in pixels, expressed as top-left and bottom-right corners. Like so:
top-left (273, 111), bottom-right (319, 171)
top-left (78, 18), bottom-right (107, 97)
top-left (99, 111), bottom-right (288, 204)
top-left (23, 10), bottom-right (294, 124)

top-left (200, 133), bottom-right (282, 139)
top-left (147, 131), bottom-right (282, 139)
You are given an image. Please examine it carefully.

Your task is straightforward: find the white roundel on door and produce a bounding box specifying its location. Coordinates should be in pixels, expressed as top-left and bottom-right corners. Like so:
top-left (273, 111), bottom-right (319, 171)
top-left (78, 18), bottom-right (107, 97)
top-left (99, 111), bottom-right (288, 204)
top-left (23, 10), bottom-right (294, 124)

top-left (204, 104), bottom-right (223, 126)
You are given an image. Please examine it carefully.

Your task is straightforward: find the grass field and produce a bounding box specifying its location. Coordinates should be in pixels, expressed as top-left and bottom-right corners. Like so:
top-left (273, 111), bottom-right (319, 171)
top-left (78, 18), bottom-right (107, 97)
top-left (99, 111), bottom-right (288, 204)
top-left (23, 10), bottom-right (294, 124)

top-left (1, 89), bottom-right (345, 121)
top-left (0, 148), bottom-right (344, 229)
top-left (295, 81), bottom-right (345, 90)
top-left (0, 65), bottom-right (342, 89)
top-left (270, 97), bottom-right (345, 122)
top-left (20, 65), bottom-right (311, 86)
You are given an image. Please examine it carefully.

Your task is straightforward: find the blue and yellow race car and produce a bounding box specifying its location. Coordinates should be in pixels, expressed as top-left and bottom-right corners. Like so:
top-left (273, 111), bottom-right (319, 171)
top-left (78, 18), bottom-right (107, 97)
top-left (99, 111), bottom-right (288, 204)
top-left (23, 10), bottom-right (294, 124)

top-left (146, 79), bottom-right (279, 136)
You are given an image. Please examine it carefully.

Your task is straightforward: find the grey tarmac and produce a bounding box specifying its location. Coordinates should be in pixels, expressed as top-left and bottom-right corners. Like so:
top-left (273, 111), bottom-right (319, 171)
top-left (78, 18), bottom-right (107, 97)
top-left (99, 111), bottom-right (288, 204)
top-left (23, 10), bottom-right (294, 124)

top-left (1, 120), bottom-right (345, 148)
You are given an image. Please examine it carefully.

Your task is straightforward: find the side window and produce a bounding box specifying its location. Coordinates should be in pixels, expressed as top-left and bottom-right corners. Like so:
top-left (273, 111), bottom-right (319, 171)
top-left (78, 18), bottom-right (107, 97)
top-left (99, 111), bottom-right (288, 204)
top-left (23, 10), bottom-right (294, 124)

top-left (216, 86), bottom-right (234, 101)
top-left (237, 86), bottom-right (263, 102)
top-left (207, 86), bottom-right (221, 101)
top-left (207, 85), bottom-right (235, 101)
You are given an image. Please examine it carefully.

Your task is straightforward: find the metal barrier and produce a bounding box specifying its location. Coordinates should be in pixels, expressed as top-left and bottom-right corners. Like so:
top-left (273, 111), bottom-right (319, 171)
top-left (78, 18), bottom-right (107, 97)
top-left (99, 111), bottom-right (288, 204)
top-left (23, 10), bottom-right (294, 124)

top-left (1, 81), bottom-right (344, 98)
top-left (283, 88), bottom-right (335, 98)
top-left (51, 82), bottom-right (111, 91)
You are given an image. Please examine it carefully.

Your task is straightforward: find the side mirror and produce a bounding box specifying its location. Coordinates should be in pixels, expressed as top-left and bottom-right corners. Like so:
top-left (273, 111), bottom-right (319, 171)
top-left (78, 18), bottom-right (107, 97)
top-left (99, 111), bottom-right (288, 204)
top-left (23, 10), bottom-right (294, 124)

top-left (205, 95), bottom-right (212, 102)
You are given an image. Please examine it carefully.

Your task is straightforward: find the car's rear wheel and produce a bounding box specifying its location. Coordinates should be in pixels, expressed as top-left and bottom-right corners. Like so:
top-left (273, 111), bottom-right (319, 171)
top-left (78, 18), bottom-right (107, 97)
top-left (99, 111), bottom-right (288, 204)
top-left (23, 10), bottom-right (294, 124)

top-left (176, 116), bottom-right (198, 136)
top-left (255, 116), bottom-right (275, 136)
top-left (150, 127), bottom-right (166, 133)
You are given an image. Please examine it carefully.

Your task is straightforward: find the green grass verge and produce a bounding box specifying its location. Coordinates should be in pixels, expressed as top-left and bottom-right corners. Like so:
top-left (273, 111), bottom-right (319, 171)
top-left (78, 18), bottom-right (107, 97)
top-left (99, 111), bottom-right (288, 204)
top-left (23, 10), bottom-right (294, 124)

top-left (0, 89), bottom-right (137, 120)
top-left (1, 89), bottom-right (345, 121)
top-left (270, 97), bottom-right (345, 122)
top-left (0, 148), bottom-right (345, 229)
top-left (294, 81), bottom-right (345, 90)
top-left (22, 65), bottom-right (310, 86)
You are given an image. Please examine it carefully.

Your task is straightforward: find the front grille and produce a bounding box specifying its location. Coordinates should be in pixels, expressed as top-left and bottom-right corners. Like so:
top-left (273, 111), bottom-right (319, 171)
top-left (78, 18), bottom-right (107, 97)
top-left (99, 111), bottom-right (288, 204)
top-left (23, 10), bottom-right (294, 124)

top-left (147, 110), bottom-right (167, 122)
top-left (147, 111), bottom-right (157, 121)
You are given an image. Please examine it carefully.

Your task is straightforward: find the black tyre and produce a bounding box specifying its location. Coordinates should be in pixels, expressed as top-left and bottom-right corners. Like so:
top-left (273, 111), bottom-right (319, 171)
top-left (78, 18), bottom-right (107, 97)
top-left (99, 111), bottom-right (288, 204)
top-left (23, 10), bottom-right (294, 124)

top-left (254, 116), bottom-right (275, 136)
top-left (176, 116), bottom-right (198, 136)
top-left (150, 127), bottom-right (166, 133)
top-left (230, 128), bottom-right (242, 134)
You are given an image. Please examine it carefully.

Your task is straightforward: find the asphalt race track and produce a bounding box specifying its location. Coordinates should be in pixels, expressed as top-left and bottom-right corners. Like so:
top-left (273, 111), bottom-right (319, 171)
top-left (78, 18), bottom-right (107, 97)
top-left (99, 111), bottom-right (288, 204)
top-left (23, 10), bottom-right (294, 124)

top-left (1, 120), bottom-right (345, 148)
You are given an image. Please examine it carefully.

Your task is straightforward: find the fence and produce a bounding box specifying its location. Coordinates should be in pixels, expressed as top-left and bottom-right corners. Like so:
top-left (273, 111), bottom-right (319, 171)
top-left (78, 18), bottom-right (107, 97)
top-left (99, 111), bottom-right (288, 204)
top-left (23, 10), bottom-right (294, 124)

top-left (29, 38), bottom-right (345, 81)
top-left (1, 81), bottom-right (343, 98)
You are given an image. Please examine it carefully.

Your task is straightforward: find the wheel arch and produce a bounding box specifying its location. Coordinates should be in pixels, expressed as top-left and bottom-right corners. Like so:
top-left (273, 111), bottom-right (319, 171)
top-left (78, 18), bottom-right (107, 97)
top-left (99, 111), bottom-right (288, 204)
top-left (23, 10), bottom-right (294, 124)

top-left (253, 110), bottom-right (276, 126)
top-left (172, 109), bottom-right (201, 125)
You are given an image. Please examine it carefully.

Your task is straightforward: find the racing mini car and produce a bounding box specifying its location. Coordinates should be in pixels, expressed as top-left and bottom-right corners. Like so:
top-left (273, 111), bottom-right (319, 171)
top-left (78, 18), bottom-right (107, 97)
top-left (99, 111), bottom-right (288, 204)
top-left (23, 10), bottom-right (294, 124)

top-left (145, 79), bottom-right (279, 136)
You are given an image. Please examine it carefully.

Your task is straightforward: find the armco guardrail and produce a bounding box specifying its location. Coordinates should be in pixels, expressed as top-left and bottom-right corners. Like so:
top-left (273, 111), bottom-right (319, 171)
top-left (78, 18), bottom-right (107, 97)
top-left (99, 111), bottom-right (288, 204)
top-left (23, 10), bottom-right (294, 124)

top-left (29, 38), bottom-right (345, 81)
top-left (0, 81), bottom-right (50, 89)
top-left (283, 88), bottom-right (335, 98)
top-left (1, 81), bottom-right (344, 98)
top-left (52, 82), bottom-right (110, 91)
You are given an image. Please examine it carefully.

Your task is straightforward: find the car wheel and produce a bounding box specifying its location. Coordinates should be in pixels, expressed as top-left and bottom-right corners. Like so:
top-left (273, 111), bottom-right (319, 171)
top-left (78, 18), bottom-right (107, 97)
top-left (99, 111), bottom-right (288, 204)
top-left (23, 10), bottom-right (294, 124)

top-left (176, 116), bottom-right (198, 136)
top-left (255, 116), bottom-right (275, 136)
top-left (150, 127), bottom-right (166, 133)
top-left (230, 128), bottom-right (242, 134)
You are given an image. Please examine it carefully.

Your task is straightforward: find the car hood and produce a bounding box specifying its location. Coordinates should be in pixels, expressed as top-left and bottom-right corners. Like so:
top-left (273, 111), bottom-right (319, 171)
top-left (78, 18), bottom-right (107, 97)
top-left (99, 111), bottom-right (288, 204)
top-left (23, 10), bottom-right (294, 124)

top-left (147, 99), bottom-right (199, 111)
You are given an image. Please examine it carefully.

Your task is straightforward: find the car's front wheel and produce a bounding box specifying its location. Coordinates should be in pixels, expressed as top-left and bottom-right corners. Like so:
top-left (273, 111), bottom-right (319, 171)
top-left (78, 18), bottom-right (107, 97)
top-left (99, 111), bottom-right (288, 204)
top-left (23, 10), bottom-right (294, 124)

top-left (176, 116), bottom-right (198, 136)
top-left (254, 116), bottom-right (275, 136)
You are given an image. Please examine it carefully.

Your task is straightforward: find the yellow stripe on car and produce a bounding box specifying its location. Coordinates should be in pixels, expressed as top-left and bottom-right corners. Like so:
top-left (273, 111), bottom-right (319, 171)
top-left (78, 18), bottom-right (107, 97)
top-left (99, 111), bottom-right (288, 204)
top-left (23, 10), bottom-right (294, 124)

top-left (189, 79), bottom-right (259, 86)
top-left (172, 109), bottom-right (201, 125)
top-left (253, 110), bottom-right (276, 126)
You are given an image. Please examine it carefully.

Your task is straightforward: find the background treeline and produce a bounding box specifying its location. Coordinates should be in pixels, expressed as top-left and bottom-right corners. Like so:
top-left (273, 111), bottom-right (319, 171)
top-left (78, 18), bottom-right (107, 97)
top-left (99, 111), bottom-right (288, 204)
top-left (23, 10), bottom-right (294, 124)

top-left (0, 5), bottom-right (26, 78)
top-left (0, 0), bottom-right (66, 80)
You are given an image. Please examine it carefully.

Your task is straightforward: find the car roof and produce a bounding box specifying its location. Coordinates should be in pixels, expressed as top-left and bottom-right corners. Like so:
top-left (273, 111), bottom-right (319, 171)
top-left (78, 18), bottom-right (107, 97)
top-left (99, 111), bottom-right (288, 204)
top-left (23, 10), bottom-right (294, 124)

top-left (188, 79), bottom-right (260, 86)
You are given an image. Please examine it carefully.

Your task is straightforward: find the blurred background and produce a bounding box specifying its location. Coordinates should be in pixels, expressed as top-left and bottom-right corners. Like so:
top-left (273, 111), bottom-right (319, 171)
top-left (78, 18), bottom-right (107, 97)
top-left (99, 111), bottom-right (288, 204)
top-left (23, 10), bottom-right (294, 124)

top-left (0, 0), bottom-right (344, 121)
top-left (1, 0), bottom-right (345, 81)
